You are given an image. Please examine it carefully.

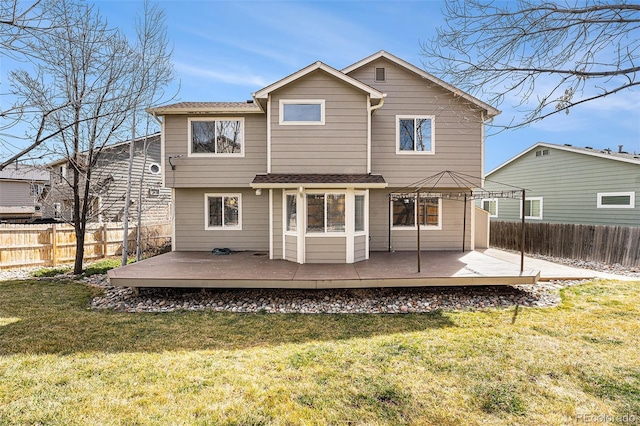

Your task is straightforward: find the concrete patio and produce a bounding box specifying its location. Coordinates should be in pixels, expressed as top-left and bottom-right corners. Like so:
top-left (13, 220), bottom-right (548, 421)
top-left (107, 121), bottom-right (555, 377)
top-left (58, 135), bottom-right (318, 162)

top-left (107, 250), bottom-right (541, 289)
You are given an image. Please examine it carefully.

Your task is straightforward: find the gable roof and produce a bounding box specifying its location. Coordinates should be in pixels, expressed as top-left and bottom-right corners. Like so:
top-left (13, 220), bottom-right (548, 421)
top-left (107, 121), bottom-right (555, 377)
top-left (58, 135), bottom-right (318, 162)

top-left (253, 61), bottom-right (384, 100)
top-left (147, 102), bottom-right (262, 115)
top-left (342, 50), bottom-right (500, 118)
top-left (487, 142), bottom-right (640, 176)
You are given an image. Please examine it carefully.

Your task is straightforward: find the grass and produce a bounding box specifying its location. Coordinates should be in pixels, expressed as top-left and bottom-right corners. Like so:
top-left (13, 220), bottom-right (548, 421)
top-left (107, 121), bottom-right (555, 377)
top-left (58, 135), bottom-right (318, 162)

top-left (30, 258), bottom-right (135, 278)
top-left (0, 278), bottom-right (639, 425)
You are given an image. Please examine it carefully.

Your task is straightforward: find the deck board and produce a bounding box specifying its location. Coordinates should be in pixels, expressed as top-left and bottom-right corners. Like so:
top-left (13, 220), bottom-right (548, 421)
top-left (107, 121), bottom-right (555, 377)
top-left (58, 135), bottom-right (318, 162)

top-left (107, 250), bottom-right (540, 288)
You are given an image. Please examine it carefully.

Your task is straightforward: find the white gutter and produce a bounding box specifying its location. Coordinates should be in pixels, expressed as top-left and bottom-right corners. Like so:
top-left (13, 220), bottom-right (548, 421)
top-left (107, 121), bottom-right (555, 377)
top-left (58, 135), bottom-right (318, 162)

top-left (367, 94), bottom-right (386, 174)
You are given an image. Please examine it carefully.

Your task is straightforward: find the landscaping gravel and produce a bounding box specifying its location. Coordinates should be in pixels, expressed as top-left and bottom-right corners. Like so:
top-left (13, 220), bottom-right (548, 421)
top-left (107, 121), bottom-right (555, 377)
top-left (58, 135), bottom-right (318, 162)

top-left (2, 254), bottom-right (637, 314)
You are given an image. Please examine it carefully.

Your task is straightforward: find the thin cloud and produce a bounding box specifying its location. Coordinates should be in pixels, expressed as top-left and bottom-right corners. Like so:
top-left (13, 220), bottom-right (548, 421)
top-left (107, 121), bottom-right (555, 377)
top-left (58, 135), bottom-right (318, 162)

top-left (175, 62), bottom-right (269, 88)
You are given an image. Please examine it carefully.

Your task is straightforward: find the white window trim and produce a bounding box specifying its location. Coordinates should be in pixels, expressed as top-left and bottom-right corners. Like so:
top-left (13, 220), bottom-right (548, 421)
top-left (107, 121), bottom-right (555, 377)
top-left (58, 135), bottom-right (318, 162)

top-left (481, 198), bottom-right (498, 218)
top-left (279, 99), bottom-right (325, 125)
top-left (305, 191), bottom-right (347, 235)
top-left (354, 191), bottom-right (368, 236)
top-left (597, 191), bottom-right (635, 209)
top-left (283, 191), bottom-right (298, 236)
top-left (204, 193), bottom-right (242, 230)
top-left (520, 197), bottom-right (543, 220)
top-left (188, 117), bottom-right (245, 157)
top-left (390, 197), bottom-right (442, 230)
top-left (396, 115), bottom-right (435, 155)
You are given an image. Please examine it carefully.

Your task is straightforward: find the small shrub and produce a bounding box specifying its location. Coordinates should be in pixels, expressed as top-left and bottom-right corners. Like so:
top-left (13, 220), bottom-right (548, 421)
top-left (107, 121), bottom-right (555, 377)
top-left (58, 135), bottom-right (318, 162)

top-left (31, 266), bottom-right (72, 277)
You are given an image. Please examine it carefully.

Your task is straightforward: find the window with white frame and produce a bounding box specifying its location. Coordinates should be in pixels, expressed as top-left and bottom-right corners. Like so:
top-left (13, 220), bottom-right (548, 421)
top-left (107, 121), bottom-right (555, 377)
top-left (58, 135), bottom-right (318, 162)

top-left (280, 100), bottom-right (325, 125)
top-left (397, 116), bottom-right (434, 154)
top-left (205, 193), bottom-right (241, 230)
top-left (521, 197), bottom-right (543, 220)
top-left (391, 196), bottom-right (441, 228)
top-left (597, 192), bottom-right (635, 209)
top-left (285, 193), bottom-right (297, 232)
top-left (306, 193), bottom-right (345, 233)
top-left (481, 199), bottom-right (498, 217)
top-left (189, 118), bottom-right (243, 155)
top-left (354, 193), bottom-right (366, 233)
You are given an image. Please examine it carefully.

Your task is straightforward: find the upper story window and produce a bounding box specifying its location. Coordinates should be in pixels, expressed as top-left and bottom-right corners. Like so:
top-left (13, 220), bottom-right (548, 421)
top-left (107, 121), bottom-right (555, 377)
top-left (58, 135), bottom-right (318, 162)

top-left (280, 99), bottom-right (325, 125)
top-left (374, 67), bottom-right (386, 82)
top-left (189, 118), bottom-right (244, 156)
top-left (397, 115), bottom-right (435, 154)
top-left (535, 149), bottom-right (550, 157)
top-left (597, 192), bottom-right (635, 209)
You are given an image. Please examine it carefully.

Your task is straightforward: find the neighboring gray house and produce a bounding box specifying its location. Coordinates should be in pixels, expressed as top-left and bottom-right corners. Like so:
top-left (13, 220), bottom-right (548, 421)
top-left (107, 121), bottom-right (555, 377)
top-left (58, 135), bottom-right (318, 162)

top-left (0, 164), bottom-right (49, 222)
top-left (44, 133), bottom-right (171, 223)
top-left (483, 142), bottom-right (640, 227)
top-left (147, 51), bottom-right (500, 264)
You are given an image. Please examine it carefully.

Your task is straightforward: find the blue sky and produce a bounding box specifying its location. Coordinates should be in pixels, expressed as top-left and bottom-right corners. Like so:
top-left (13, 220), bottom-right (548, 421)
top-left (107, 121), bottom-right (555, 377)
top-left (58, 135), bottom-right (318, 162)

top-left (5, 0), bottom-right (639, 171)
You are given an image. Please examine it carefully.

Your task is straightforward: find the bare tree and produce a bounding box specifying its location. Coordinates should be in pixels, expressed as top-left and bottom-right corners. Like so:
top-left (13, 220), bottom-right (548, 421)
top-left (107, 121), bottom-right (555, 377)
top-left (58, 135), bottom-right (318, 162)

top-left (121, 0), bottom-right (174, 265)
top-left (422, 0), bottom-right (640, 128)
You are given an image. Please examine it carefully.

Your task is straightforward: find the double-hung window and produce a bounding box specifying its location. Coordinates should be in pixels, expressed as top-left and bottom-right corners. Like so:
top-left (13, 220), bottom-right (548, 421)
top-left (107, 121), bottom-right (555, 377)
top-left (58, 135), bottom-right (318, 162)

top-left (205, 193), bottom-right (241, 230)
top-left (189, 118), bottom-right (244, 156)
top-left (306, 193), bottom-right (345, 233)
top-left (391, 196), bottom-right (441, 229)
top-left (397, 115), bottom-right (435, 154)
top-left (521, 197), bottom-right (543, 220)
top-left (280, 100), bottom-right (325, 125)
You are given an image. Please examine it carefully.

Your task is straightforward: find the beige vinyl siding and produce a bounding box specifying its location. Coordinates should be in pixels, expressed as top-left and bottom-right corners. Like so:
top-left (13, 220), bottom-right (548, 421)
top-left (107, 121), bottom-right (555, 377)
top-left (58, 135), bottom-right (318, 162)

top-left (0, 181), bottom-right (35, 206)
top-left (354, 235), bottom-right (367, 262)
top-left (347, 58), bottom-right (484, 187)
top-left (284, 235), bottom-right (297, 262)
top-left (270, 70), bottom-right (368, 174)
top-left (487, 147), bottom-right (640, 226)
top-left (272, 189), bottom-right (283, 259)
top-left (368, 188), bottom-right (471, 251)
top-left (163, 114), bottom-right (267, 188)
top-left (173, 187), bottom-right (269, 251)
top-left (305, 236), bottom-right (347, 263)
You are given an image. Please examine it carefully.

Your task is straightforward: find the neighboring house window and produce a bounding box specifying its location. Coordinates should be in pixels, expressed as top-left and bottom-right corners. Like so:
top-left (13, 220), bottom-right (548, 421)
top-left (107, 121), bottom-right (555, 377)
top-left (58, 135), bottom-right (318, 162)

top-left (396, 116), bottom-right (435, 154)
top-left (148, 163), bottom-right (161, 175)
top-left (374, 67), bottom-right (386, 82)
top-left (391, 196), bottom-right (441, 229)
top-left (285, 193), bottom-right (297, 232)
top-left (189, 118), bottom-right (243, 156)
top-left (597, 192), bottom-right (635, 209)
top-left (205, 193), bottom-right (241, 230)
top-left (481, 199), bottom-right (498, 217)
top-left (55, 165), bottom-right (67, 184)
top-left (306, 193), bottom-right (345, 233)
top-left (280, 100), bottom-right (325, 125)
top-left (53, 203), bottom-right (62, 219)
top-left (30, 183), bottom-right (43, 197)
top-left (521, 197), bottom-right (543, 220)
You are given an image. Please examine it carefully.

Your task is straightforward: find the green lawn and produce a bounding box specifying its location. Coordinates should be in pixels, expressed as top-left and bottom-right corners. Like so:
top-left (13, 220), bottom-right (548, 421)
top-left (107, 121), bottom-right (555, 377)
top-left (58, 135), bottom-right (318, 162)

top-left (1, 278), bottom-right (639, 425)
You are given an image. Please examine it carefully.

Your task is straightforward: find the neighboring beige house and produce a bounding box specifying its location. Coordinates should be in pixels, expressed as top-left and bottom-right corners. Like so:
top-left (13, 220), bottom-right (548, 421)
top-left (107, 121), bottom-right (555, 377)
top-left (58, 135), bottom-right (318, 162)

top-left (148, 51), bottom-right (500, 264)
top-left (0, 164), bottom-right (49, 223)
top-left (44, 133), bottom-right (171, 223)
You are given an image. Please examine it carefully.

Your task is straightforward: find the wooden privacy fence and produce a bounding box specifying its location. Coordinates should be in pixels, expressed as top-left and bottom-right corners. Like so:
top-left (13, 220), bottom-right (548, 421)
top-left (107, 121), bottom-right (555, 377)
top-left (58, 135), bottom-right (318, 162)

top-left (0, 222), bottom-right (171, 270)
top-left (490, 221), bottom-right (640, 267)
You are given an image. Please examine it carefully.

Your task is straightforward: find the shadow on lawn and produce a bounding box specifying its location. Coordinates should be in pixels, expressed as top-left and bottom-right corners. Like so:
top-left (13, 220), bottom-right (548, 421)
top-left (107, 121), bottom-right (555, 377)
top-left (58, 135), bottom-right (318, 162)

top-left (0, 279), bottom-right (457, 355)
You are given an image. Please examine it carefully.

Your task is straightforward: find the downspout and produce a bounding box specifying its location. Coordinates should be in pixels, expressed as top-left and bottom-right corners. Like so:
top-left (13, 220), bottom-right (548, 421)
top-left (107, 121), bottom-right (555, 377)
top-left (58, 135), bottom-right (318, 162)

top-left (368, 94), bottom-right (386, 174)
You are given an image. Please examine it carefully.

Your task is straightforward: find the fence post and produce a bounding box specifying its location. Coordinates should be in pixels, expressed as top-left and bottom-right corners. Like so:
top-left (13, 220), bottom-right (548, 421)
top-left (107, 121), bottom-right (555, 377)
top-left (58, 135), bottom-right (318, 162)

top-left (103, 224), bottom-right (108, 259)
top-left (51, 224), bottom-right (57, 266)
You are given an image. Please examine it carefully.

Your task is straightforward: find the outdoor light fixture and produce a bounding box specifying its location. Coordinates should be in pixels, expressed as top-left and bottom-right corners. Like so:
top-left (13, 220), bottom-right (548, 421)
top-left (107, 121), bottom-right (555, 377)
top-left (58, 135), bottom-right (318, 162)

top-left (255, 189), bottom-right (262, 196)
top-left (168, 155), bottom-right (184, 170)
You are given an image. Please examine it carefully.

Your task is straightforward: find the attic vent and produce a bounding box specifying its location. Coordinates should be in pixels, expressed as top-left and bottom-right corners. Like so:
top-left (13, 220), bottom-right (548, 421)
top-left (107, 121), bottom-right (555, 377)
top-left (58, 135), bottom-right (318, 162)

top-left (374, 67), bottom-right (386, 82)
top-left (535, 149), bottom-right (550, 157)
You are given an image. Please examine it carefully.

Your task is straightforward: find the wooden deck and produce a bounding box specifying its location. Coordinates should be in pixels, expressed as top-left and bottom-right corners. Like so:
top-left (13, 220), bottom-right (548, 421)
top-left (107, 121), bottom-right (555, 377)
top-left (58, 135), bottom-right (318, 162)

top-left (107, 250), bottom-right (540, 289)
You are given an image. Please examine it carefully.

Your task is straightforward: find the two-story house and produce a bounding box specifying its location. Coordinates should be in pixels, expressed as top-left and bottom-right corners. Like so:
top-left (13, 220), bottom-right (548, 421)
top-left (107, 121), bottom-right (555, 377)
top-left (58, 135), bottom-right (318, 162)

top-left (0, 164), bottom-right (49, 223)
top-left (148, 51), bottom-right (500, 264)
top-left (44, 133), bottom-right (171, 224)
